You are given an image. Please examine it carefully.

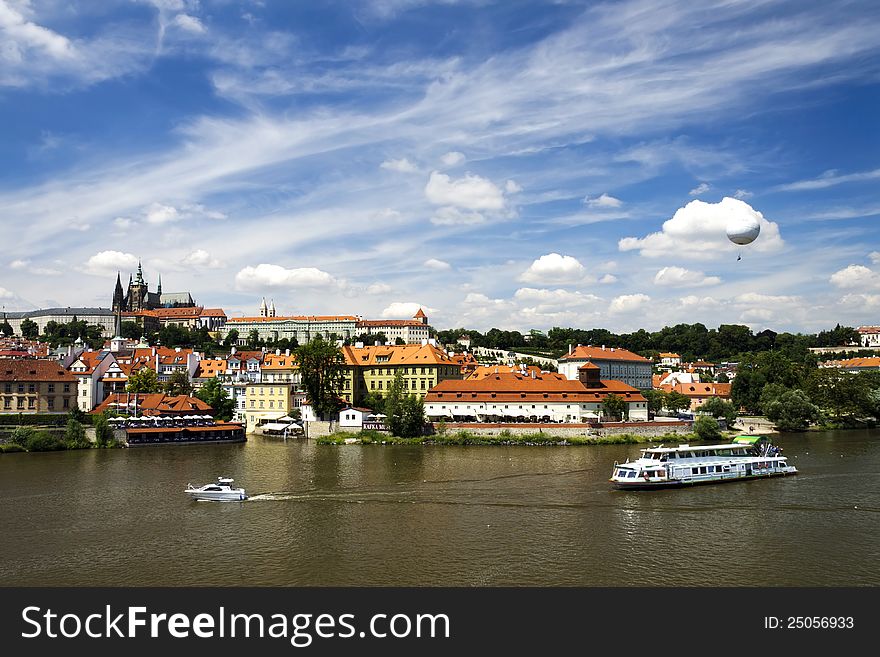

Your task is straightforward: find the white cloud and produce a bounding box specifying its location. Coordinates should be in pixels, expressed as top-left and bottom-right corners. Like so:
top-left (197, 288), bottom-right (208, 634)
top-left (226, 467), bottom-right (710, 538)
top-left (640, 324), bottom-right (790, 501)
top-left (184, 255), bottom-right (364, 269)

top-left (505, 179), bottom-right (522, 194)
top-left (513, 287), bottom-right (601, 313)
top-left (599, 274), bottom-right (617, 284)
top-left (82, 250), bottom-right (139, 276)
top-left (0, 286), bottom-right (13, 299)
top-left (113, 217), bottom-right (135, 229)
top-left (519, 253), bottom-right (586, 285)
top-left (775, 168), bottom-right (880, 192)
top-left (733, 189), bottom-right (753, 199)
top-left (381, 302), bottom-right (433, 318)
top-left (145, 202), bottom-right (180, 224)
top-left (424, 258), bottom-right (451, 270)
top-left (234, 264), bottom-right (338, 290)
top-left (440, 151), bottom-right (465, 167)
top-left (9, 259), bottom-right (27, 269)
top-left (365, 283), bottom-right (392, 295)
top-left (653, 266), bottom-right (721, 287)
top-left (619, 197), bottom-right (784, 259)
top-left (380, 157), bottom-right (418, 173)
top-left (430, 206), bottom-right (485, 225)
top-left (425, 171), bottom-right (505, 210)
top-left (869, 252), bottom-right (880, 265)
top-left (172, 14), bottom-right (206, 34)
top-left (609, 293), bottom-right (650, 314)
top-left (734, 292), bottom-right (801, 306)
top-left (678, 295), bottom-right (723, 309)
top-left (584, 193), bottom-right (622, 208)
top-left (8, 258), bottom-right (61, 276)
top-left (182, 249), bottom-right (223, 269)
top-left (840, 293), bottom-right (880, 309)
top-left (829, 264), bottom-right (880, 290)
top-left (689, 182), bottom-right (710, 196)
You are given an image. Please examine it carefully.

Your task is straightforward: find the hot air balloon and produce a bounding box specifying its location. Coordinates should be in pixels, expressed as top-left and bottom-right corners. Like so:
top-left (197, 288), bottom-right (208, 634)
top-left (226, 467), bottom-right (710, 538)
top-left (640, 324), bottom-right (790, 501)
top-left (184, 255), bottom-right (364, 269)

top-left (726, 214), bottom-right (761, 245)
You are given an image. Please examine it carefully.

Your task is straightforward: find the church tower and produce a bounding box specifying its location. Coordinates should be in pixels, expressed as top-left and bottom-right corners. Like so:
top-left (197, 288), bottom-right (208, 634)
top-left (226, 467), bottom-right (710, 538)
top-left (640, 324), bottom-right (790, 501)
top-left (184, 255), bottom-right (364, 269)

top-left (260, 297), bottom-right (268, 317)
top-left (128, 261), bottom-right (149, 311)
top-left (269, 299), bottom-right (276, 317)
top-left (112, 272), bottom-right (126, 312)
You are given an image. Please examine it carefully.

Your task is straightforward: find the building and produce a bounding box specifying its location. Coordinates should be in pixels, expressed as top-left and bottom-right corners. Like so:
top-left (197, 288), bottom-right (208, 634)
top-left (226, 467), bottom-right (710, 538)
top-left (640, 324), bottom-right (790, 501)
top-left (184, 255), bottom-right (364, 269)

top-left (658, 352), bottom-right (681, 368)
top-left (4, 308), bottom-right (117, 338)
top-left (338, 341), bottom-right (464, 405)
top-left (424, 366), bottom-right (648, 423)
top-left (821, 357), bottom-right (880, 372)
top-left (243, 382), bottom-right (302, 432)
top-left (356, 309), bottom-right (431, 344)
top-left (557, 345), bottom-right (652, 389)
top-left (261, 351), bottom-right (299, 384)
top-left (112, 262), bottom-right (196, 312)
top-left (857, 326), bottom-right (880, 348)
top-left (68, 350), bottom-right (117, 411)
top-left (660, 382), bottom-right (733, 412)
top-left (224, 312), bottom-right (359, 345)
top-left (0, 359), bottom-right (78, 414)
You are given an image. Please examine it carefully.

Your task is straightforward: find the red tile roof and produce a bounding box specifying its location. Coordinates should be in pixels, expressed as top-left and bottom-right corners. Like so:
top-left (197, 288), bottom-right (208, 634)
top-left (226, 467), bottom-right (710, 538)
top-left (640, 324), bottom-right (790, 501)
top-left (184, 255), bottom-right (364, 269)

top-left (558, 346), bottom-right (651, 363)
top-left (92, 393), bottom-right (213, 416)
top-left (426, 372), bottom-right (645, 403)
top-left (0, 359), bottom-right (77, 382)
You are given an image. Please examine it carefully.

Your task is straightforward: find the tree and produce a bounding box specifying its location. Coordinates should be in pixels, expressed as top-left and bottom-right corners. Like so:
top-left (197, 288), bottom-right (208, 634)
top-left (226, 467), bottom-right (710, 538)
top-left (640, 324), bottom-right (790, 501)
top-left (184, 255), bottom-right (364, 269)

top-left (384, 372), bottom-right (424, 437)
top-left (715, 372), bottom-right (730, 384)
top-left (360, 391), bottom-right (387, 414)
top-left (120, 321), bottom-right (142, 340)
top-left (764, 389), bottom-right (821, 431)
top-left (699, 397), bottom-right (738, 427)
top-left (693, 415), bottom-right (722, 440)
top-left (642, 389), bottom-right (667, 416)
top-left (164, 369), bottom-right (193, 396)
top-left (20, 317), bottom-right (38, 339)
top-left (807, 369), bottom-right (863, 420)
top-left (223, 329), bottom-right (240, 348)
top-left (400, 394), bottom-right (425, 437)
top-left (664, 391), bottom-right (691, 414)
top-left (8, 426), bottom-right (36, 448)
top-left (127, 368), bottom-right (160, 393)
top-left (395, 337), bottom-right (406, 345)
top-left (602, 393), bottom-right (627, 421)
top-left (296, 336), bottom-right (344, 419)
top-left (246, 329), bottom-right (262, 350)
top-left (0, 318), bottom-right (12, 336)
top-left (64, 418), bottom-right (90, 449)
top-left (93, 413), bottom-right (117, 447)
top-left (195, 377), bottom-right (235, 421)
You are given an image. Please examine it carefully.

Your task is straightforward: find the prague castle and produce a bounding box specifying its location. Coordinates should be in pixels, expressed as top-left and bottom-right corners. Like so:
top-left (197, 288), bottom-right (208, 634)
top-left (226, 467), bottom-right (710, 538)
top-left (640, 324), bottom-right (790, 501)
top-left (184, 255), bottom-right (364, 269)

top-left (112, 262), bottom-right (196, 312)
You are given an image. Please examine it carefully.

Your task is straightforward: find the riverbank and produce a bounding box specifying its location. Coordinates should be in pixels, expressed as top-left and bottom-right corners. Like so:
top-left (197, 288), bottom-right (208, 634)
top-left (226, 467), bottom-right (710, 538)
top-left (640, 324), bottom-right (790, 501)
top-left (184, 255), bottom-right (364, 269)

top-left (315, 429), bottom-right (732, 446)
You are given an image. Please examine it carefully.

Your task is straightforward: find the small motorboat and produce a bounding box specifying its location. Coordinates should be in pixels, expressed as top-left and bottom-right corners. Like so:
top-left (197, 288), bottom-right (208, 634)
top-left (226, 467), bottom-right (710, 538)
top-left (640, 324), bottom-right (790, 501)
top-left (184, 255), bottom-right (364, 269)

top-left (184, 477), bottom-right (247, 501)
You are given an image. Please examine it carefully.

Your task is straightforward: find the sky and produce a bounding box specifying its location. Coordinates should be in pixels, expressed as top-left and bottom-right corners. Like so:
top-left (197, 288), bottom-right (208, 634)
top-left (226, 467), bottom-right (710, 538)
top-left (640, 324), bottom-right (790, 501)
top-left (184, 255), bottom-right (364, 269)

top-left (0, 0), bottom-right (878, 335)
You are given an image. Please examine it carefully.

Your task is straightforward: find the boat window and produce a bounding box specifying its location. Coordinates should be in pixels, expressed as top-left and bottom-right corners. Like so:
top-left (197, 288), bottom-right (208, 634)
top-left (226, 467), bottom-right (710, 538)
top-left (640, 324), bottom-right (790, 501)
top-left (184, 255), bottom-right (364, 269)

top-left (668, 453), bottom-right (676, 459)
top-left (699, 467), bottom-right (707, 474)
top-left (692, 468), bottom-right (698, 475)
top-left (627, 471), bottom-right (637, 478)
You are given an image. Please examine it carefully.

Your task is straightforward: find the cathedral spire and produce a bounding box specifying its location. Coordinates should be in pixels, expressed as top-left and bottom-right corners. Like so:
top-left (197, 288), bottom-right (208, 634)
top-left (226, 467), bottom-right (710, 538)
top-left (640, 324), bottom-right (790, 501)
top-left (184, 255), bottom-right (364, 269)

top-left (157, 274), bottom-right (162, 296)
top-left (136, 260), bottom-right (144, 285)
top-left (113, 271), bottom-right (125, 311)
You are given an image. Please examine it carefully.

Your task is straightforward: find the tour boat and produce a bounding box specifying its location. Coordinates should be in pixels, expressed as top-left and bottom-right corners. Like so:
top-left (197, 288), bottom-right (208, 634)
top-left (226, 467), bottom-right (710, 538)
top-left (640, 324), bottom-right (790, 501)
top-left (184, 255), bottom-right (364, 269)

top-left (184, 477), bottom-right (248, 501)
top-left (609, 436), bottom-right (797, 490)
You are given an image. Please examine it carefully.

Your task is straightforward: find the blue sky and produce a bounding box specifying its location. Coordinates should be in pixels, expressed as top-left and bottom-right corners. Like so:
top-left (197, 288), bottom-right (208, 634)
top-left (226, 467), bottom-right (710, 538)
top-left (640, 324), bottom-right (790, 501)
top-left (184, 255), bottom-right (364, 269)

top-left (0, 0), bottom-right (878, 334)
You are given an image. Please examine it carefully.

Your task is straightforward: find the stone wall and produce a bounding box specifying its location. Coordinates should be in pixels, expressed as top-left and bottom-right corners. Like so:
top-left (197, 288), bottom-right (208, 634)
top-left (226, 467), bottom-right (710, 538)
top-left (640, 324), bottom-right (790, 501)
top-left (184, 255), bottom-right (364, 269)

top-left (431, 421), bottom-right (691, 438)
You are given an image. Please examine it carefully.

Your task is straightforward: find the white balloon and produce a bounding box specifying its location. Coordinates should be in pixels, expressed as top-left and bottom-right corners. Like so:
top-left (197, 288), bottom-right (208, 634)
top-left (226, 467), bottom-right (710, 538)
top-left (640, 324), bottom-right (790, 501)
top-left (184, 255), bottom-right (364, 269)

top-left (726, 214), bottom-right (761, 245)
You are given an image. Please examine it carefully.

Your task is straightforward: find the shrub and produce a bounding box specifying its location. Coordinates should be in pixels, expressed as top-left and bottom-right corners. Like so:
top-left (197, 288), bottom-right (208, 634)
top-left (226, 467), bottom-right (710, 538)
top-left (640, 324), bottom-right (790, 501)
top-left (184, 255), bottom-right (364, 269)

top-left (25, 432), bottom-right (65, 452)
top-left (0, 443), bottom-right (26, 453)
top-left (694, 415), bottom-right (722, 441)
top-left (8, 426), bottom-right (37, 447)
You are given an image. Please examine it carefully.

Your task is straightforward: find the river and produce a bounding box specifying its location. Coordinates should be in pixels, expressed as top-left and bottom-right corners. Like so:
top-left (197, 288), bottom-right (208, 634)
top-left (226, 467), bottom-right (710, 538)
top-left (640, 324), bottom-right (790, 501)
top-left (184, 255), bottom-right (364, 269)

top-left (1, 430), bottom-right (878, 586)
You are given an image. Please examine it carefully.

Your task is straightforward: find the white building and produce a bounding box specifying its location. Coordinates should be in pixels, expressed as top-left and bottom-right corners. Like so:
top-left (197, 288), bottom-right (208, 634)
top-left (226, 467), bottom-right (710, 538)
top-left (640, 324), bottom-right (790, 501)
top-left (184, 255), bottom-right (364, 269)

top-left (4, 307), bottom-right (117, 338)
top-left (356, 309), bottom-right (431, 344)
top-left (857, 326), bottom-right (880, 347)
top-left (557, 345), bottom-right (653, 389)
top-left (225, 313), bottom-right (359, 344)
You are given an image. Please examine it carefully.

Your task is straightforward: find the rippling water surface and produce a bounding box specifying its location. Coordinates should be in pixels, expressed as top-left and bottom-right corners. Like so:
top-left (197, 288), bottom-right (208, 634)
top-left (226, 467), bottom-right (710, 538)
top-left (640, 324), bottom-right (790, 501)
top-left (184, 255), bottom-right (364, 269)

top-left (1, 430), bottom-right (878, 586)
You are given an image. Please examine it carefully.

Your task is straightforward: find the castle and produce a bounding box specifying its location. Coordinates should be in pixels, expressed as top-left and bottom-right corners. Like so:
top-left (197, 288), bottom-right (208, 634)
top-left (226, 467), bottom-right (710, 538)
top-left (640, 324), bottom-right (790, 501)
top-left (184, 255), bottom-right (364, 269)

top-left (112, 262), bottom-right (196, 312)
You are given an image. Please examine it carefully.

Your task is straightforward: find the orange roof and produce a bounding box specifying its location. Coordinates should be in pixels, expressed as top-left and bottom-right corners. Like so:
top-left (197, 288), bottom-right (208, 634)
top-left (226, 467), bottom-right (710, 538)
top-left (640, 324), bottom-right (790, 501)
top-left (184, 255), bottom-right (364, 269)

top-left (194, 359), bottom-right (225, 378)
top-left (149, 307), bottom-right (204, 318)
top-left (414, 308), bottom-right (427, 318)
top-left (558, 346), bottom-right (650, 363)
top-left (357, 320), bottom-right (425, 328)
top-left (832, 357), bottom-right (880, 368)
top-left (261, 354), bottom-right (298, 370)
top-left (199, 308), bottom-right (226, 317)
top-left (468, 365), bottom-right (542, 379)
top-left (426, 372), bottom-right (645, 403)
top-left (341, 343), bottom-right (457, 367)
top-left (661, 383), bottom-right (732, 398)
top-left (578, 362), bottom-right (600, 370)
top-left (226, 315), bottom-right (358, 323)
top-left (652, 373), bottom-right (665, 388)
top-left (658, 352), bottom-right (680, 358)
top-left (0, 359), bottom-right (77, 382)
top-left (92, 393), bottom-right (213, 415)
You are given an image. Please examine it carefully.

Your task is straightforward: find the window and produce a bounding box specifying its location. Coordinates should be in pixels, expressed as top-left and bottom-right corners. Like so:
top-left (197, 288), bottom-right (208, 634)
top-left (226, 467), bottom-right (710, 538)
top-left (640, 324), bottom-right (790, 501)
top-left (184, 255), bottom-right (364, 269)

top-left (3, 398), bottom-right (10, 409)
top-left (47, 397), bottom-right (55, 410)
top-left (48, 384), bottom-right (55, 393)
top-left (3, 384), bottom-right (9, 393)
top-left (63, 384), bottom-right (70, 393)
top-left (62, 398), bottom-right (69, 409)
top-left (28, 398), bottom-right (36, 409)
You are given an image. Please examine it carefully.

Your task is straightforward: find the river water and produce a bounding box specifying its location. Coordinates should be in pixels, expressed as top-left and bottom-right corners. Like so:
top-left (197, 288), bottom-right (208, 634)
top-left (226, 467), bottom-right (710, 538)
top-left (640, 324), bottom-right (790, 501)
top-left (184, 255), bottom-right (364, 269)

top-left (1, 430), bottom-right (878, 586)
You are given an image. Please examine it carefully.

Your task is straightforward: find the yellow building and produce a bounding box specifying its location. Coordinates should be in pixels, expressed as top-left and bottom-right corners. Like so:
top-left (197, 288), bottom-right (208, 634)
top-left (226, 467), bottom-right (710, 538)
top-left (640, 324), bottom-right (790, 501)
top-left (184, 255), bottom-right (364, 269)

top-left (261, 352), bottom-right (299, 384)
top-left (1, 360), bottom-right (78, 414)
top-left (338, 342), bottom-right (463, 405)
top-left (243, 382), bottom-right (301, 432)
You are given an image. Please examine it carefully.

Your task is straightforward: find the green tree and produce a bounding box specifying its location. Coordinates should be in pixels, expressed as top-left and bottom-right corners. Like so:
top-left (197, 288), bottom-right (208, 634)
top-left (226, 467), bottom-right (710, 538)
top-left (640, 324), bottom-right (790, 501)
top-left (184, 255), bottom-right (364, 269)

top-left (395, 337), bottom-right (406, 345)
top-left (0, 318), bottom-right (12, 336)
top-left (360, 390), bottom-right (387, 414)
top-left (602, 393), bottom-right (627, 421)
top-left (642, 389), bottom-right (667, 415)
top-left (194, 378), bottom-right (235, 421)
top-left (384, 372), bottom-right (425, 437)
top-left (120, 321), bottom-right (142, 340)
top-left (246, 329), bottom-right (262, 349)
top-left (93, 413), bottom-right (117, 447)
top-left (400, 394), bottom-right (425, 437)
top-left (807, 369), bottom-right (863, 420)
top-left (296, 336), bottom-right (344, 419)
top-left (715, 372), bottom-right (730, 384)
top-left (127, 368), bottom-right (160, 393)
top-left (699, 397), bottom-right (738, 426)
top-left (223, 329), bottom-right (240, 348)
top-left (664, 391), bottom-right (691, 414)
top-left (164, 369), bottom-right (193, 396)
top-left (8, 426), bottom-right (36, 448)
top-left (693, 415), bottom-right (722, 440)
top-left (20, 317), bottom-right (39, 339)
top-left (764, 389), bottom-right (821, 431)
top-left (64, 418), bottom-right (90, 449)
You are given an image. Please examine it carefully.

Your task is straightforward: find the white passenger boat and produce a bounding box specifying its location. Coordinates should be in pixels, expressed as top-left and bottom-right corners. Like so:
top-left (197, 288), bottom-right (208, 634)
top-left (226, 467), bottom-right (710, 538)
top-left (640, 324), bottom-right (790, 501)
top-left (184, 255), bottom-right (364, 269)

top-left (184, 477), bottom-right (248, 501)
top-left (610, 436), bottom-right (797, 490)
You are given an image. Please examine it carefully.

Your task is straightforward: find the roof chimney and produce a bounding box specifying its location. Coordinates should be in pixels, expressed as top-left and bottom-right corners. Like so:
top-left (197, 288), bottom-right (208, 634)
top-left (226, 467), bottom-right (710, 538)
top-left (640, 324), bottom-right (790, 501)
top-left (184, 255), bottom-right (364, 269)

top-left (230, 346), bottom-right (236, 355)
top-left (276, 349), bottom-right (281, 355)
top-left (285, 349), bottom-right (290, 356)
top-left (601, 345), bottom-right (605, 350)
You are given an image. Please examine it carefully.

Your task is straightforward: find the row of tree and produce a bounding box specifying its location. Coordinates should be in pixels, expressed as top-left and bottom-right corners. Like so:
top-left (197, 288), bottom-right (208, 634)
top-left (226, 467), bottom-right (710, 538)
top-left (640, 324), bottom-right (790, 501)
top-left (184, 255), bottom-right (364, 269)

top-left (436, 323), bottom-right (864, 363)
